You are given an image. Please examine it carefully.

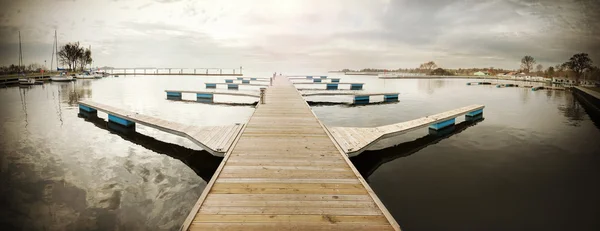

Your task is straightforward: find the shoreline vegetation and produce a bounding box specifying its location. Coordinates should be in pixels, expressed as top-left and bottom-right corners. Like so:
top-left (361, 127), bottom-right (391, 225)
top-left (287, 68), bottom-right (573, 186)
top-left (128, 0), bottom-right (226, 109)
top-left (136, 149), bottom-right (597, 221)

top-left (332, 53), bottom-right (600, 85)
top-left (1, 40), bottom-right (94, 77)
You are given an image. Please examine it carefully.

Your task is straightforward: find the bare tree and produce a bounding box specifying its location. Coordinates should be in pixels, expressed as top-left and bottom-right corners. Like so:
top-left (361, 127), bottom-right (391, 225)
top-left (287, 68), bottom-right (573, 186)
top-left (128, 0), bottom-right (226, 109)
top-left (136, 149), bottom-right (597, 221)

top-left (79, 48), bottom-right (92, 71)
top-left (536, 64), bottom-right (543, 73)
top-left (546, 66), bottom-right (555, 78)
top-left (419, 61), bottom-right (437, 73)
top-left (520, 55), bottom-right (536, 73)
top-left (58, 42), bottom-right (84, 71)
top-left (564, 53), bottom-right (593, 84)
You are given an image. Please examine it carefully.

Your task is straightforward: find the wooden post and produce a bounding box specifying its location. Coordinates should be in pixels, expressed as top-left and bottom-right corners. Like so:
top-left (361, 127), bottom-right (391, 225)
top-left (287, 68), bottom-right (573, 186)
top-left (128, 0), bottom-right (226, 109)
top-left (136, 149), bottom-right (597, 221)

top-left (194, 69), bottom-right (196, 74)
top-left (220, 69), bottom-right (222, 75)
top-left (270, 77), bottom-right (273, 86)
top-left (181, 68), bottom-right (183, 74)
top-left (260, 88), bottom-right (266, 104)
top-left (233, 69), bottom-right (235, 74)
top-left (144, 69), bottom-right (146, 74)
top-left (206, 69), bottom-right (208, 74)
top-left (134, 69), bottom-right (136, 75)
top-left (169, 69), bottom-right (171, 74)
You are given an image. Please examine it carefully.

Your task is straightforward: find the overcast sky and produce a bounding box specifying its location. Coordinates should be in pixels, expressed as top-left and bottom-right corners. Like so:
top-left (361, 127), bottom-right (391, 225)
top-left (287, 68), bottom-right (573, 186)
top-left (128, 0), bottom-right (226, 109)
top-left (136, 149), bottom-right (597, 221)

top-left (0, 0), bottom-right (598, 71)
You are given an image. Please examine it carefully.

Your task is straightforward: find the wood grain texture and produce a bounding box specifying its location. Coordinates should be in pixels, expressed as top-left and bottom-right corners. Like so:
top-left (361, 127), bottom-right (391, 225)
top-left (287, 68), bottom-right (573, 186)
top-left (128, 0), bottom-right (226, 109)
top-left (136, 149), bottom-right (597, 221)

top-left (329, 104), bottom-right (485, 156)
top-left (185, 77), bottom-right (399, 230)
top-left (78, 100), bottom-right (243, 156)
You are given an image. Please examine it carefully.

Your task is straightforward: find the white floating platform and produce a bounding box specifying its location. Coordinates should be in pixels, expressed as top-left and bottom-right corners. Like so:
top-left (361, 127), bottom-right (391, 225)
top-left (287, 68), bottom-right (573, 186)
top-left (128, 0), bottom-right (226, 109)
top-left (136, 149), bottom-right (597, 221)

top-left (165, 89), bottom-right (260, 98)
top-left (301, 90), bottom-right (399, 96)
top-left (78, 100), bottom-right (243, 156)
top-left (328, 104), bottom-right (485, 156)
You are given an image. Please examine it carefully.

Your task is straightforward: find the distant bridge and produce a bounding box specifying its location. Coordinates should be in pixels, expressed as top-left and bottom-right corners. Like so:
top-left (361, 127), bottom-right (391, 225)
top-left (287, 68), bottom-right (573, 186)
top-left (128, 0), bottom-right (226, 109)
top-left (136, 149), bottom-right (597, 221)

top-left (102, 67), bottom-right (244, 76)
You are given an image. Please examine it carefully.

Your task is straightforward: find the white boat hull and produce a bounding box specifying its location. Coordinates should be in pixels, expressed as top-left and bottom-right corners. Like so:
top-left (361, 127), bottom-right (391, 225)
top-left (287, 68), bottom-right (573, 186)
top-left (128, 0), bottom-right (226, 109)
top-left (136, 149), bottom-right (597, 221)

top-left (51, 76), bottom-right (74, 82)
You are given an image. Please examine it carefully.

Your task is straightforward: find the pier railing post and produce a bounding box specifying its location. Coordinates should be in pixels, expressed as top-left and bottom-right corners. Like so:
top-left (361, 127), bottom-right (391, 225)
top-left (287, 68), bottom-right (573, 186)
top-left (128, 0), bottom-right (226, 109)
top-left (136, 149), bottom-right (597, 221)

top-left (260, 88), bottom-right (266, 104)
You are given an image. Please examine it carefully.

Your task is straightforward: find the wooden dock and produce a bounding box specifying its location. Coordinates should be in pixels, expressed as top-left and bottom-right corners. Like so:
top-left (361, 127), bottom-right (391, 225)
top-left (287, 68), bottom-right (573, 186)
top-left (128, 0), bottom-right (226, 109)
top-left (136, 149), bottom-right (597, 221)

top-left (329, 104), bottom-right (484, 156)
top-left (182, 77), bottom-right (400, 230)
top-left (165, 89), bottom-right (260, 98)
top-left (78, 100), bottom-right (243, 156)
top-left (300, 90), bottom-right (399, 97)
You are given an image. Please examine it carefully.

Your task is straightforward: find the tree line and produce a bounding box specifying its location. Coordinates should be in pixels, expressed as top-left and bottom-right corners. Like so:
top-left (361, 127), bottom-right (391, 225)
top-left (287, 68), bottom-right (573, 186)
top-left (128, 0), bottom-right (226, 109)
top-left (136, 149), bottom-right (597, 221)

top-left (339, 53), bottom-right (598, 83)
top-left (0, 41), bottom-right (93, 75)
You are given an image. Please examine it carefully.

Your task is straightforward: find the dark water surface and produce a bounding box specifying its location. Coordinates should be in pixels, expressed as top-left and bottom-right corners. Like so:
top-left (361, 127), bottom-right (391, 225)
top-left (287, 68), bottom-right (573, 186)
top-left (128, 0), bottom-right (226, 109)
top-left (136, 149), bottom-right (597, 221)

top-left (1, 74), bottom-right (599, 230)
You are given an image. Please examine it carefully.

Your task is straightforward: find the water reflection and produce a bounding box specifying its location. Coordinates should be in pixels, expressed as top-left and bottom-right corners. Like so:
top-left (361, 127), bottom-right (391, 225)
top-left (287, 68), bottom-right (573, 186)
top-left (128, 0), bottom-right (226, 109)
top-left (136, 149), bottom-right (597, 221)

top-left (557, 92), bottom-right (586, 127)
top-left (351, 118), bottom-right (484, 180)
top-left (19, 87), bottom-right (29, 127)
top-left (78, 112), bottom-right (222, 182)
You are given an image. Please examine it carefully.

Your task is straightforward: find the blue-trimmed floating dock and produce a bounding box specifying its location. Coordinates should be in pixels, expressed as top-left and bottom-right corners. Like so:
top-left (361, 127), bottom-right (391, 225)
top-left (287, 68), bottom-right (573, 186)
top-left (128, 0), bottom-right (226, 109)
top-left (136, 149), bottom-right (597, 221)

top-left (77, 100), bottom-right (244, 156)
top-left (78, 76), bottom-right (487, 231)
top-left (293, 82), bottom-right (365, 90)
top-left (328, 104), bottom-right (485, 156)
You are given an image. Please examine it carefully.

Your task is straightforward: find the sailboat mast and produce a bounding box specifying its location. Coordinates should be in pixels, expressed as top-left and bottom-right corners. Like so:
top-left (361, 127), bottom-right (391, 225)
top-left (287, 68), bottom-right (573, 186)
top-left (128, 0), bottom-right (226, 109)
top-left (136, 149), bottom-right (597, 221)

top-left (50, 30), bottom-right (55, 72)
top-left (19, 31), bottom-right (23, 72)
top-left (55, 30), bottom-right (59, 70)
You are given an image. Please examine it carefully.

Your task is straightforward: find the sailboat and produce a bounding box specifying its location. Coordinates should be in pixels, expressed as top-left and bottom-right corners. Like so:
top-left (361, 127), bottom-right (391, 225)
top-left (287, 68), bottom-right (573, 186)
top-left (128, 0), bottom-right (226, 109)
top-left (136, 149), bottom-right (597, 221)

top-left (49, 30), bottom-right (74, 82)
top-left (75, 70), bottom-right (95, 79)
top-left (17, 31), bottom-right (37, 86)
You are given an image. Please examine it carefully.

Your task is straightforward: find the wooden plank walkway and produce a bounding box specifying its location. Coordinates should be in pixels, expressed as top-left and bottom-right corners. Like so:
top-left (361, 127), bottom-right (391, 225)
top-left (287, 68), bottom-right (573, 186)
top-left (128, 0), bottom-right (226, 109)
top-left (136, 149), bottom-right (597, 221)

top-left (182, 77), bottom-right (400, 230)
top-left (301, 90), bottom-right (399, 97)
top-left (165, 89), bottom-right (260, 98)
top-left (329, 104), bottom-right (484, 156)
top-left (78, 100), bottom-right (243, 156)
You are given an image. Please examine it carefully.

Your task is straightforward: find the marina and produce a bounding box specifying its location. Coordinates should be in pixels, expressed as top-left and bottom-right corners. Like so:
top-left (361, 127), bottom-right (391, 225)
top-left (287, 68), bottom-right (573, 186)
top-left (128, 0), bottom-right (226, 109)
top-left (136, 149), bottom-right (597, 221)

top-left (181, 77), bottom-right (400, 231)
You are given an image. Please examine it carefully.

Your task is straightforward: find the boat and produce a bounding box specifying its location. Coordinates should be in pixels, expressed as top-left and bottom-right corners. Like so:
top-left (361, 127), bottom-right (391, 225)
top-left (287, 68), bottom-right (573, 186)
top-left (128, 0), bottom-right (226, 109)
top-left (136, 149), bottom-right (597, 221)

top-left (19, 77), bottom-right (35, 85)
top-left (50, 72), bottom-right (74, 82)
top-left (75, 71), bottom-right (95, 79)
top-left (114, 75), bottom-right (119, 77)
top-left (92, 71), bottom-right (103, 79)
top-left (49, 30), bottom-right (73, 82)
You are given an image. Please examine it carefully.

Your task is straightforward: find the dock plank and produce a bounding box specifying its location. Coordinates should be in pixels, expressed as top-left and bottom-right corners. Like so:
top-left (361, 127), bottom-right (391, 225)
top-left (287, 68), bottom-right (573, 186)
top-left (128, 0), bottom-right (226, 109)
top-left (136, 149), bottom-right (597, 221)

top-left (77, 100), bottom-right (244, 156)
top-left (329, 104), bottom-right (485, 156)
top-left (183, 77), bottom-right (399, 230)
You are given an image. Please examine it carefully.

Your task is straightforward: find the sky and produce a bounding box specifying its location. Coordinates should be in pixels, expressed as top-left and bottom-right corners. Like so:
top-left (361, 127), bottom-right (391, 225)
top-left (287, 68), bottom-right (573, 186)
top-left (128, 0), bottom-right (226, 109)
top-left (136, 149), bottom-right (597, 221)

top-left (0, 0), bottom-right (599, 72)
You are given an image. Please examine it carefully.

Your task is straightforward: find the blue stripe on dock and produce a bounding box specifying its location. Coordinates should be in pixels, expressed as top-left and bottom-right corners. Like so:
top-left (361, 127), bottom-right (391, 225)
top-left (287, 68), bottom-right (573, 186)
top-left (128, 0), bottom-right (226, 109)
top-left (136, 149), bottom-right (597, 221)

top-left (228, 84), bottom-right (239, 89)
top-left (251, 78), bottom-right (257, 80)
top-left (197, 93), bottom-right (214, 99)
top-left (79, 104), bottom-right (97, 113)
top-left (166, 92), bottom-right (182, 97)
top-left (354, 95), bottom-right (370, 104)
top-left (326, 84), bottom-right (338, 90)
top-left (320, 76), bottom-right (327, 79)
top-left (242, 80), bottom-right (250, 84)
top-left (237, 77), bottom-right (243, 80)
top-left (351, 83), bottom-right (363, 90)
top-left (331, 78), bottom-right (340, 83)
top-left (429, 118), bottom-right (455, 130)
top-left (206, 83), bottom-right (216, 88)
top-left (384, 94), bottom-right (399, 102)
top-left (306, 76), bottom-right (313, 79)
top-left (108, 114), bottom-right (135, 127)
top-left (225, 79), bottom-right (233, 83)
top-left (466, 109), bottom-right (483, 117)
top-left (313, 79), bottom-right (322, 83)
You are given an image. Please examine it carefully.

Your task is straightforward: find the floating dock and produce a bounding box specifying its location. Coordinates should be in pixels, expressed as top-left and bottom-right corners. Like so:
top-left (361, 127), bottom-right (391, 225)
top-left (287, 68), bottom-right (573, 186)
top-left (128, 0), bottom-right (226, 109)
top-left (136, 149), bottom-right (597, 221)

top-left (328, 105), bottom-right (484, 156)
top-left (205, 83), bottom-right (269, 90)
top-left (78, 100), bottom-right (243, 156)
top-left (164, 89), bottom-right (260, 98)
top-left (294, 82), bottom-right (365, 90)
top-left (181, 77), bottom-right (400, 231)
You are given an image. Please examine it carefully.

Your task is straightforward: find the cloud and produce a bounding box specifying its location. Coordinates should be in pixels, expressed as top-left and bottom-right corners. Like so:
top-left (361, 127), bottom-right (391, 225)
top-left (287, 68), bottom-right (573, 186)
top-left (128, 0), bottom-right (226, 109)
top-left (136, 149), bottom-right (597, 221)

top-left (0, 0), bottom-right (598, 70)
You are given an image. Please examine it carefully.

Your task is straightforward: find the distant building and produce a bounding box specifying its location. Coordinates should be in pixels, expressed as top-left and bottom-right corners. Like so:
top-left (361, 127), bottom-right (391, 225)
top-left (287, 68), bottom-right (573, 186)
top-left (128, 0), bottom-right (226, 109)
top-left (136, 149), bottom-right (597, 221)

top-left (473, 71), bottom-right (488, 76)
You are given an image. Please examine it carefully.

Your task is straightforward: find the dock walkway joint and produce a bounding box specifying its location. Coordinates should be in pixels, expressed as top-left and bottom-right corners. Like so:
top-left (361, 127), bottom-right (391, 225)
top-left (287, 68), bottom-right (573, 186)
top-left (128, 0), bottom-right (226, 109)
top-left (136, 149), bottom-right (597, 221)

top-left (182, 77), bottom-right (400, 230)
top-left (328, 104), bottom-right (484, 156)
top-left (78, 100), bottom-right (243, 156)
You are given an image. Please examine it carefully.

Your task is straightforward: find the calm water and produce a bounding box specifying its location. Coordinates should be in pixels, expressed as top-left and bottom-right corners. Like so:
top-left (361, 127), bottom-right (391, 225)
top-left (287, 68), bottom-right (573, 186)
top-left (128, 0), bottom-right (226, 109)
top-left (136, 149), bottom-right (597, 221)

top-left (1, 74), bottom-right (599, 230)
